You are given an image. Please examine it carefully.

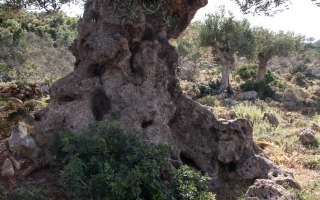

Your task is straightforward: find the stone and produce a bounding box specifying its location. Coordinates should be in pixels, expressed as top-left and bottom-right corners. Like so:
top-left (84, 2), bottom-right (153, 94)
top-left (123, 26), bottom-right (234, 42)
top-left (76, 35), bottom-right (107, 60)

top-left (0, 144), bottom-right (7, 152)
top-left (32, 0), bottom-right (300, 190)
top-left (9, 97), bottom-right (23, 105)
top-left (298, 128), bottom-right (316, 145)
top-left (39, 84), bottom-right (49, 94)
top-left (0, 74), bottom-right (11, 82)
top-left (8, 122), bottom-right (41, 158)
top-left (237, 91), bottom-right (258, 100)
top-left (245, 179), bottom-right (296, 200)
top-left (223, 98), bottom-right (236, 106)
top-left (9, 155), bottom-right (24, 170)
top-left (25, 113), bottom-right (35, 125)
top-left (311, 123), bottom-right (320, 132)
top-left (9, 84), bottom-right (17, 89)
top-left (227, 110), bottom-right (236, 119)
top-left (1, 158), bottom-right (14, 176)
top-left (217, 113), bottom-right (231, 120)
top-left (14, 93), bottom-right (26, 100)
top-left (264, 113), bottom-right (279, 126)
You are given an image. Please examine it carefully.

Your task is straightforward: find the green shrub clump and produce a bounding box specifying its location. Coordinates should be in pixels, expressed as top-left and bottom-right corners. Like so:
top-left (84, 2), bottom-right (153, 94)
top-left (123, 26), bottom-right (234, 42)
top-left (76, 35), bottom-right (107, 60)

top-left (233, 64), bottom-right (276, 100)
top-left (60, 122), bottom-right (215, 200)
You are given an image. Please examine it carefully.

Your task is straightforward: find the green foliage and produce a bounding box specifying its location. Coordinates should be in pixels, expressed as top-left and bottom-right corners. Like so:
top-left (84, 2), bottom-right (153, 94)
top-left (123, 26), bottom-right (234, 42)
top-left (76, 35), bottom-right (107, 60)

top-left (199, 7), bottom-right (254, 59)
top-left (6, 182), bottom-right (49, 200)
top-left (0, 182), bottom-right (6, 199)
top-left (233, 64), bottom-right (275, 83)
top-left (188, 79), bottom-right (221, 98)
top-left (60, 122), bottom-right (214, 200)
top-left (289, 62), bottom-right (313, 78)
top-left (23, 99), bottom-right (37, 111)
top-left (240, 81), bottom-right (275, 100)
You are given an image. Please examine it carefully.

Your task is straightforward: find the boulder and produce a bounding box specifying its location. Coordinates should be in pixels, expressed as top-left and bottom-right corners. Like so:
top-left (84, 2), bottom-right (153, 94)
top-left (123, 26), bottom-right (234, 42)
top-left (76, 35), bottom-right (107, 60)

top-left (298, 128), bottom-right (316, 145)
top-left (264, 113), bottom-right (279, 126)
top-left (8, 122), bottom-right (41, 158)
top-left (311, 123), bottom-right (320, 132)
top-left (227, 110), bottom-right (236, 119)
top-left (1, 159), bottom-right (14, 176)
top-left (217, 113), bottom-right (231, 120)
top-left (245, 179), bottom-right (296, 200)
top-left (9, 97), bottom-right (23, 105)
top-left (0, 144), bottom-right (7, 152)
top-left (237, 91), bottom-right (258, 100)
top-left (0, 74), bottom-right (11, 82)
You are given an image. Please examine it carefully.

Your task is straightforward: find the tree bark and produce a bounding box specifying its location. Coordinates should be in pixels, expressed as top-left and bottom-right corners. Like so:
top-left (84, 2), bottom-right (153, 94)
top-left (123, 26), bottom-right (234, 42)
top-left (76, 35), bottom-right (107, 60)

top-left (212, 44), bottom-right (235, 92)
top-left (32, 0), bottom-right (301, 191)
top-left (256, 54), bottom-right (270, 82)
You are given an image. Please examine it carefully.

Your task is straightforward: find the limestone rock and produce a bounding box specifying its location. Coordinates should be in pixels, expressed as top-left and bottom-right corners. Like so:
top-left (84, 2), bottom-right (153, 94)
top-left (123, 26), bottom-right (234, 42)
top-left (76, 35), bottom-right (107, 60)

top-left (245, 179), bottom-right (296, 200)
top-left (311, 123), bottom-right (320, 132)
top-left (237, 91), bottom-right (258, 100)
top-left (264, 113), bottom-right (279, 126)
top-left (1, 158), bottom-right (14, 176)
top-left (227, 110), bottom-right (236, 119)
top-left (0, 143), bottom-right (7, 152)
top-left (9, 122), bottom-right (41, 158)
top-left (217, 113), bottom-right (231, 120)
top-left (298, 128), bottom-right (316, 145)
top-left (9, 97), bottom-right (23, 105)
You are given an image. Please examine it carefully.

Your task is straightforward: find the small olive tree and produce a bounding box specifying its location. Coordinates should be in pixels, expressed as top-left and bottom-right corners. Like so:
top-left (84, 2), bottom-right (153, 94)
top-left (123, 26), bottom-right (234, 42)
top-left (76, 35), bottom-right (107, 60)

top-left (253, 27), bottom-right (304, 81)
top-left (199, 8), bottom-right (254, 92)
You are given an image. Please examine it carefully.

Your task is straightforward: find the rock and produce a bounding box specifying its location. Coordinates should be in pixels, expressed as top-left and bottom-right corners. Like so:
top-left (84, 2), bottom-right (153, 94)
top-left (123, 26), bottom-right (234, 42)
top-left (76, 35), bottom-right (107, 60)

top-left (9, 97), bottom-right (23, 105)
top-left (14, 93), bottom-right (26, 100)
top-left (9, 84), bottom-right (17, 89)
top-left (39, 84), bottom-right (49, 94)
top-left (0, 74), bottom-right (11, 82)
top-left (1, 158), bottom-right (14, 176)
top-left (264, 113), bottom-right (279, 126)
top-left (245, 179), bottom-right (296, 200)
top-left (298, 128), bottom-right (316, 145)
top-left (217, 113), bottom-right (231, 120)
top-left (8, 122), bottom-right (41, 158)
top-left (311, 123), bottom-right (320, 132)
top-left (237, 91), bottom-right (258, 100)
top-left (223, 98), bottom-right (236, 106)
top-left (227, 110), bottom-right (236, 119)
top-left (9, 155), bottom-right (24, 170)
top-left (0, 144), bottom-right (7, 152)
top-left (25, 113), bottom-right (35, 125)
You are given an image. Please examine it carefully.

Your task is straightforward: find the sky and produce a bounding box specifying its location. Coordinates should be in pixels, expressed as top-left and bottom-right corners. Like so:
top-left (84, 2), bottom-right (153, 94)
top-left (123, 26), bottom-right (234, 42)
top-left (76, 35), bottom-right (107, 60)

top-left (63, 0), bottom-right (320, 41)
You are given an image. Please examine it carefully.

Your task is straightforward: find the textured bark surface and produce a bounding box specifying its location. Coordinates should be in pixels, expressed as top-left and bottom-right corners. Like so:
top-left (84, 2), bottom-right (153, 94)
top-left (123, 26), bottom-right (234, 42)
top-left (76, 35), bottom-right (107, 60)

top-left (33, 0), bottom-right (299, 191)
top-left (256, 54), bottom-right (269, 82)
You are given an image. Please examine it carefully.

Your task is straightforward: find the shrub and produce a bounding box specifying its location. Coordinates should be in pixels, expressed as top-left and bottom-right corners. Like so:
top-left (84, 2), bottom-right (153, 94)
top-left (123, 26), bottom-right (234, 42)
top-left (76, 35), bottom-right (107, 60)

top-left (197, 95), bottom-right (216, 107)
top-left (188, 79), bottom-right (221, 98)
top-left (60, 122), bottom-right (215, 200)
top-left (232, 64), bottom-right (275, 84)
top-left (23, 99), bottom-right (37, 111)
top-left (6, 183), bottom-right (49, 200)
top-left (240, 81), bottom-right (275, 100)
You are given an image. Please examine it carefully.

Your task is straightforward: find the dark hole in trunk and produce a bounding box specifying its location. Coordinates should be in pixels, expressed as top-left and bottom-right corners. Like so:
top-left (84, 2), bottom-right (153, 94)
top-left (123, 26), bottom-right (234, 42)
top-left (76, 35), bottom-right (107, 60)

top-left (59, 95), bottom-right (76, 103)
top-left (91, 90), bottom-right (111, 121)
top-left (142, 120), bottom-right (153, 128)
top-left (88, 64), bottom-right (105, 78)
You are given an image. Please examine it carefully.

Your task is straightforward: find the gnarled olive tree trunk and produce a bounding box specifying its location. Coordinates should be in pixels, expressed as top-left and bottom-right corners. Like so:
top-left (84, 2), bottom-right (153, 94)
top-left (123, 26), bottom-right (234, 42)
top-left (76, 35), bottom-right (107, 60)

top-left (33, 0), bottom-right (300, 191)
top-left (256, 53), bottom-right (271, 82)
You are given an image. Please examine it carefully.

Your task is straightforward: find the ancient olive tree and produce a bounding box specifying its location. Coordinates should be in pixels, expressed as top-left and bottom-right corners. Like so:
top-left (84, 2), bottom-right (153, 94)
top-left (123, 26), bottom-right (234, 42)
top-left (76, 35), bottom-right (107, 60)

top-left (199, 8), bottom-right (254, 92)
top-left (253, 27), bottom-right (304, 81)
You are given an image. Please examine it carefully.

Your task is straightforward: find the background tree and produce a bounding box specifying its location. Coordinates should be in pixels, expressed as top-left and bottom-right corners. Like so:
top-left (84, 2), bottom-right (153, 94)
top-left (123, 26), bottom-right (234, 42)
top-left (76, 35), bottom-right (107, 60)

top-left (253, 27), bottom-right (304, 81)
top-left (232, 0), bottom-right (320, 16)
top-left (199, 8), bottom-right (254, 92)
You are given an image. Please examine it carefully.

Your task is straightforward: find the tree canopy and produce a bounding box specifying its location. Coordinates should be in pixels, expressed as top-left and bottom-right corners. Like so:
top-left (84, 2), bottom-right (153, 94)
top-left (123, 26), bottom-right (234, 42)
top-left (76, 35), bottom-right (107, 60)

top-left (253, 27), bottom-right (304, 81)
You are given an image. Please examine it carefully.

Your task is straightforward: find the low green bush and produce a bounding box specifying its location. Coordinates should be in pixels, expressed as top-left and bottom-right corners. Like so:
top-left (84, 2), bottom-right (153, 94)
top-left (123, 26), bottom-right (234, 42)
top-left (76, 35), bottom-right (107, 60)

top-left (188, 79), bottom-right (220, 98)
top-left (59, 122), bottom-right (215, 200)
top-left (6, 183), bottom-right (49, 200)
top-left (240, 81), bottom-right (275, 100)
top-left (232, 64), bottom-right (275, 84)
